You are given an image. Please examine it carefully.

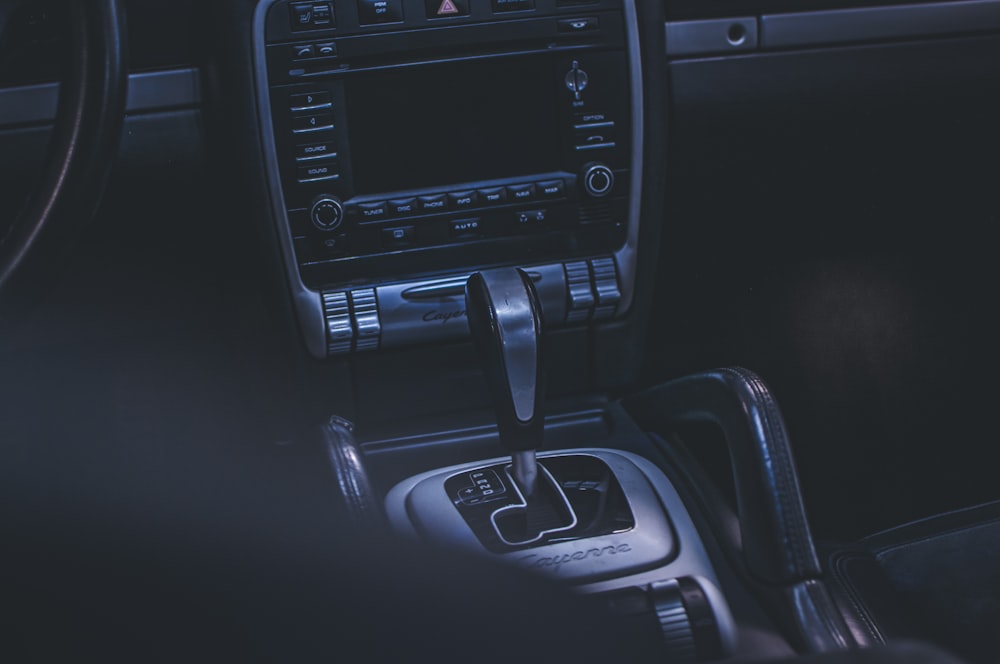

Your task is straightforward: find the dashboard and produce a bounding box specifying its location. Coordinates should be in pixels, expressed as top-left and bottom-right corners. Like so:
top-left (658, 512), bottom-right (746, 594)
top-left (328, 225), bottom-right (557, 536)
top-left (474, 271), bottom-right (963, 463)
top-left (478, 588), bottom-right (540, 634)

top-left (3, 0), bottom-right (1000, 661)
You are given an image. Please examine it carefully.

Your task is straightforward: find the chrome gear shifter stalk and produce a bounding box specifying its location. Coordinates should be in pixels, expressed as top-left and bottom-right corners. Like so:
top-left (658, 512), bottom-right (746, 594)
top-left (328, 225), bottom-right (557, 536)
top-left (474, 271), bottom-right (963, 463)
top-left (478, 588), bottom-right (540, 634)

top-left (465, 268), bottom-right (545, 498)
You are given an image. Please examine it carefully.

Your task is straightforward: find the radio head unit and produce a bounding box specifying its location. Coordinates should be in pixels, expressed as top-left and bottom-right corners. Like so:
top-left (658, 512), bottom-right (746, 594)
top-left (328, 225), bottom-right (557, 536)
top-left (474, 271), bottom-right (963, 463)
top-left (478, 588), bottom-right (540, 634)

top-left (255, 0), bottom-right (643, 358)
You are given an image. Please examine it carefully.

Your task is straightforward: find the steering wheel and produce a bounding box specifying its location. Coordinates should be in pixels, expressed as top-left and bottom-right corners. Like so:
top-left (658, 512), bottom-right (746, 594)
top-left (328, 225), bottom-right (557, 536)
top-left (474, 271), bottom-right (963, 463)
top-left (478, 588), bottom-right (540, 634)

top-left (0, 0), bottom-right (127, 307)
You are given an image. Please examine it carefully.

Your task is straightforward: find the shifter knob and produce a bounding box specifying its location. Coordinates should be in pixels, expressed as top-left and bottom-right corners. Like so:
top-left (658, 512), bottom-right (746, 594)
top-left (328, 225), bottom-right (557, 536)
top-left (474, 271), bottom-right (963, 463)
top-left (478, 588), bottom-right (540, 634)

top-left (465, 268), bottom-right (544, 496)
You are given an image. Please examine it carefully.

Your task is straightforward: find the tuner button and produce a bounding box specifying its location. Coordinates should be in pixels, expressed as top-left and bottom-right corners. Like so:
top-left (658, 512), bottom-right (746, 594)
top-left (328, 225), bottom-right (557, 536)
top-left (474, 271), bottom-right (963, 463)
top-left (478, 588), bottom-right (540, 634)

top-left (311, 196), bottom-right (344, 232)
top-left (582, 163), bottom-right (614, 198)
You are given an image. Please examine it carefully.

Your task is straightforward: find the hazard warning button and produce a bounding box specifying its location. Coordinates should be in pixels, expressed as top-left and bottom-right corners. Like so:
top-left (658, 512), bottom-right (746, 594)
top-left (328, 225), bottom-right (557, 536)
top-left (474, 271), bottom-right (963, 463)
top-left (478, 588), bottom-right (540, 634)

top-left (425, 0), bottom-right (469, 18)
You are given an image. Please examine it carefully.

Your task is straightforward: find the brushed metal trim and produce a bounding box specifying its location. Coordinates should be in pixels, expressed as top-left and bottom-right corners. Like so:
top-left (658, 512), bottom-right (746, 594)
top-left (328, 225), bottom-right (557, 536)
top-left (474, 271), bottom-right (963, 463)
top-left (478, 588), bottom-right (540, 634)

top-left (254, 0), bottom-right (328, 359)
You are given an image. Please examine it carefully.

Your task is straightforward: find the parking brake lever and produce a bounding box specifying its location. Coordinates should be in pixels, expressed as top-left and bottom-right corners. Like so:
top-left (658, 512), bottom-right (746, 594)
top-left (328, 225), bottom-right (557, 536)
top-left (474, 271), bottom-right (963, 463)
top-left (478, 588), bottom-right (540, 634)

top-left (465, 268), bottom-right (544, 497)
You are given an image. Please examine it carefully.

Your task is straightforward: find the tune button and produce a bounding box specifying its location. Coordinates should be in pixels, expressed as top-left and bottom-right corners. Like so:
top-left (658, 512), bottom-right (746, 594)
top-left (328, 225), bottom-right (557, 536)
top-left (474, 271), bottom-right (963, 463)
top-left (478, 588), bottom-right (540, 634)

top-left (582, 163), bottom-right (614, 197)
top-left (310, 195), bottom-right (344, 232)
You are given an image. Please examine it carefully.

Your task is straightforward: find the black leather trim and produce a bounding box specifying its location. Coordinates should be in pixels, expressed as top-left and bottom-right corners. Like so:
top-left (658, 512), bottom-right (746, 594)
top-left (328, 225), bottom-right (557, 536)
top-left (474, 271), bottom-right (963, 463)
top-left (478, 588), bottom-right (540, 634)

top-left (625, 367), bottom-right (820, 585)
top-left (318, 415), bottom-right (384, 526)
top-left (0, 1), bottom-right (127, 305)
top-left (624, 367), bottom-right (854, 651)
top-left (863, 499), bottom-right (1000, 558)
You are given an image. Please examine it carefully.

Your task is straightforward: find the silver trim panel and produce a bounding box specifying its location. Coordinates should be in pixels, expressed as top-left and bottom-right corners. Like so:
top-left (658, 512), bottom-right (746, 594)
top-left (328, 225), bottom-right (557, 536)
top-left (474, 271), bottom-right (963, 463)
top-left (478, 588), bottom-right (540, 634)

top-left (385, 448), bottom-right (737, 653)
top-left (761, 0), bottom-right (1000, 49)
top-left (254, 0), bottom-right (645, 358)
top-left (0, 68), bottom-right (202, 127)
top-left (665, 17), bottom-right (758, 57)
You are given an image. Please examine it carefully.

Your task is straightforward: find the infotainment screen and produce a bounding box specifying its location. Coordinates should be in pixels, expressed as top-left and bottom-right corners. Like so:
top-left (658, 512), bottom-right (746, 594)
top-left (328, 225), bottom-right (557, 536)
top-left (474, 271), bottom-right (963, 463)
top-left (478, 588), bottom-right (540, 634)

top-left (345, 55), bottom-right (560, 195)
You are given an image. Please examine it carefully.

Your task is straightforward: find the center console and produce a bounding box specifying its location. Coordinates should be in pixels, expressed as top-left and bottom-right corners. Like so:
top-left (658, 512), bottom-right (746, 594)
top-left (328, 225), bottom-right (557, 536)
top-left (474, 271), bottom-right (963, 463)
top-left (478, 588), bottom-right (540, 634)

top-left (253, 0), bottom-right (643, 359)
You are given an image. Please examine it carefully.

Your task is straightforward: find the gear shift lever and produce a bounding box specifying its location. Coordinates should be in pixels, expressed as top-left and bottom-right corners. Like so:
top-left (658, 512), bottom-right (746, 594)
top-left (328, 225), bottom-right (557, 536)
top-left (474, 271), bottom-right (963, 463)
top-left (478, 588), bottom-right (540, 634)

top-left (465, 268), bottom-right (544, 497)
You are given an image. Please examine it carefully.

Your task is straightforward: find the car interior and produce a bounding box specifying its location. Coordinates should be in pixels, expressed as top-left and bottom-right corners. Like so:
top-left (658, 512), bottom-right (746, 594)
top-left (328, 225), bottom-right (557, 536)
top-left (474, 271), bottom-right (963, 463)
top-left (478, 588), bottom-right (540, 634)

top-left (2, 0), bottom-right (999, 661)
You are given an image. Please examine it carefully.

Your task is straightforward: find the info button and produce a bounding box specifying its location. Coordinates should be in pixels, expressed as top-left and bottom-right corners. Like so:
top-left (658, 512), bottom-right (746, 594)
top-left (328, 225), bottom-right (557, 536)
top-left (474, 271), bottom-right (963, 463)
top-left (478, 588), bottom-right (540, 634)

top-left (448, 190), bottom-right (478, 210)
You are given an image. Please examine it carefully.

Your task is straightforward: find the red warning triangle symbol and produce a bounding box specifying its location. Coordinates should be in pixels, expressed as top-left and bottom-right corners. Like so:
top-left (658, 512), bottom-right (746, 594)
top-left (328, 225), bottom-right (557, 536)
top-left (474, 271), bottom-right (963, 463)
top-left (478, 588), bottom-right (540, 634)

top-left (437, 0), bottom-right (459, 15)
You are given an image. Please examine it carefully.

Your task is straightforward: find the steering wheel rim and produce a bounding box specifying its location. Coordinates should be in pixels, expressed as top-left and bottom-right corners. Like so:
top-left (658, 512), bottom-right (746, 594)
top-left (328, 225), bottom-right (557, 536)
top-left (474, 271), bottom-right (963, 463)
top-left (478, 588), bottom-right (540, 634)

top-left (0, 0), bottom-right (127, 308)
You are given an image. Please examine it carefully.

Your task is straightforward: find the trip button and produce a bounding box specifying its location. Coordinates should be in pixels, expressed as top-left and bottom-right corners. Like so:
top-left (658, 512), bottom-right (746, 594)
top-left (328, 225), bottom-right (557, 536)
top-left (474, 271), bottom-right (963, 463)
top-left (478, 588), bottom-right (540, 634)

top-left (357, 201), bottom-right (389, 221)
top-left (507, 183), bottom-right (536, 202)
top-left (292, 113), bottom-right (334, 133)
top-left (537, 180), bottom-right (565, 198)
top-left (358, 0), bottom-right (403, 24)
top-left (448, 190), bottom-right (478, 210)
top-left (418, 194), bottom-right (448, 212)
top-left (388, 198), bottom-right (418, 216)
top-left (478, 187), bottom-right (507, 205)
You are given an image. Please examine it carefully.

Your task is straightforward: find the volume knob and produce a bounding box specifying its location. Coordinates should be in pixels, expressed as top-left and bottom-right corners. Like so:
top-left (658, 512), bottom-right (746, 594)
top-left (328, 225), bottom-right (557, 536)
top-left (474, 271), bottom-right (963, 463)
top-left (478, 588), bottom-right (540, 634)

top-left (582, 163), bottom-right (614, 198)
top-left (311, 195), bottom-right (344, 232)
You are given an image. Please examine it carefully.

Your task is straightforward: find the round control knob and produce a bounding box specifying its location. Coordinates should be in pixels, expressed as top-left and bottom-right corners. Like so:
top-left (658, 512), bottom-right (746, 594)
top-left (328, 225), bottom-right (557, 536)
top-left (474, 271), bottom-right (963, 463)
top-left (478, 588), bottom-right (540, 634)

top-left (310, 195), bottom-right (344, 232)
top-left (582, 163), bottom-right (615, 198)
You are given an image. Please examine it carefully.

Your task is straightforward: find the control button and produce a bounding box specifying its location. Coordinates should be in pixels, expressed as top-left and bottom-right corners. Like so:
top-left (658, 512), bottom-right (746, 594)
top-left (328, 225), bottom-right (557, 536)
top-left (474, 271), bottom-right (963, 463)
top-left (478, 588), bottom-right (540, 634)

top-left (291, 44), bottom-right (316, 60)
top-left (590, 257), bottom-right (621, 319)
top-left (449, 218), bottom-right (482, 238)
top-left (492, 0), bottom-right (534, 12)
top-left (315, 42), bottom-right (337, 57)
top-left (350, 289), bottom-right (381, 352)
top-left (358, 0), bottom-right (403, 24)
top-left (311, 196), bottom-right (344, 232)
top-left (574, 111), bottom-right (608, 124)
top-left (516, 209), bottom-right (547, 225)
top-left (564, 260), bottom-right (595, 322)
top-left (388, 198), bottom-right (418, 216)
top-left (292, 113), bottom-right (334, 133)
top-left (295, 141), bottom-right (337, 162)
top-left (290, 3), bottom-right (335, 31)
top-left (507, 183), bottom-right (536, 202)
top-left (448, 190), bottom-right (478, 209)
top-left (425, 0), bottom-right (470, 17)
top-left (537, 180), bottom-right (565, 198)
top-left (582, 163), bottom-right (614, 197)
top-left (290, 91), bottom-right (332, 111)
top-left (316, 233), bottom-right (350, 257)
top-left (575, 140), bottom-right (616, 152)
top-left (298, 162), bottom-right (339, 183)
top-left (418, 194), bottom-right (448, 212)
top-left (558, 16), bottom-right (599, 33)
top-left (322, 290), bottom-right (353, 355)
top-left (478, 187), bottom-right (507, 205)
top-left (383, 226), bottom-right (416, 248)
top-left (357, 201), bottom-right (389, 221)
top-left (565, 60), bottom-right (589, 100)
